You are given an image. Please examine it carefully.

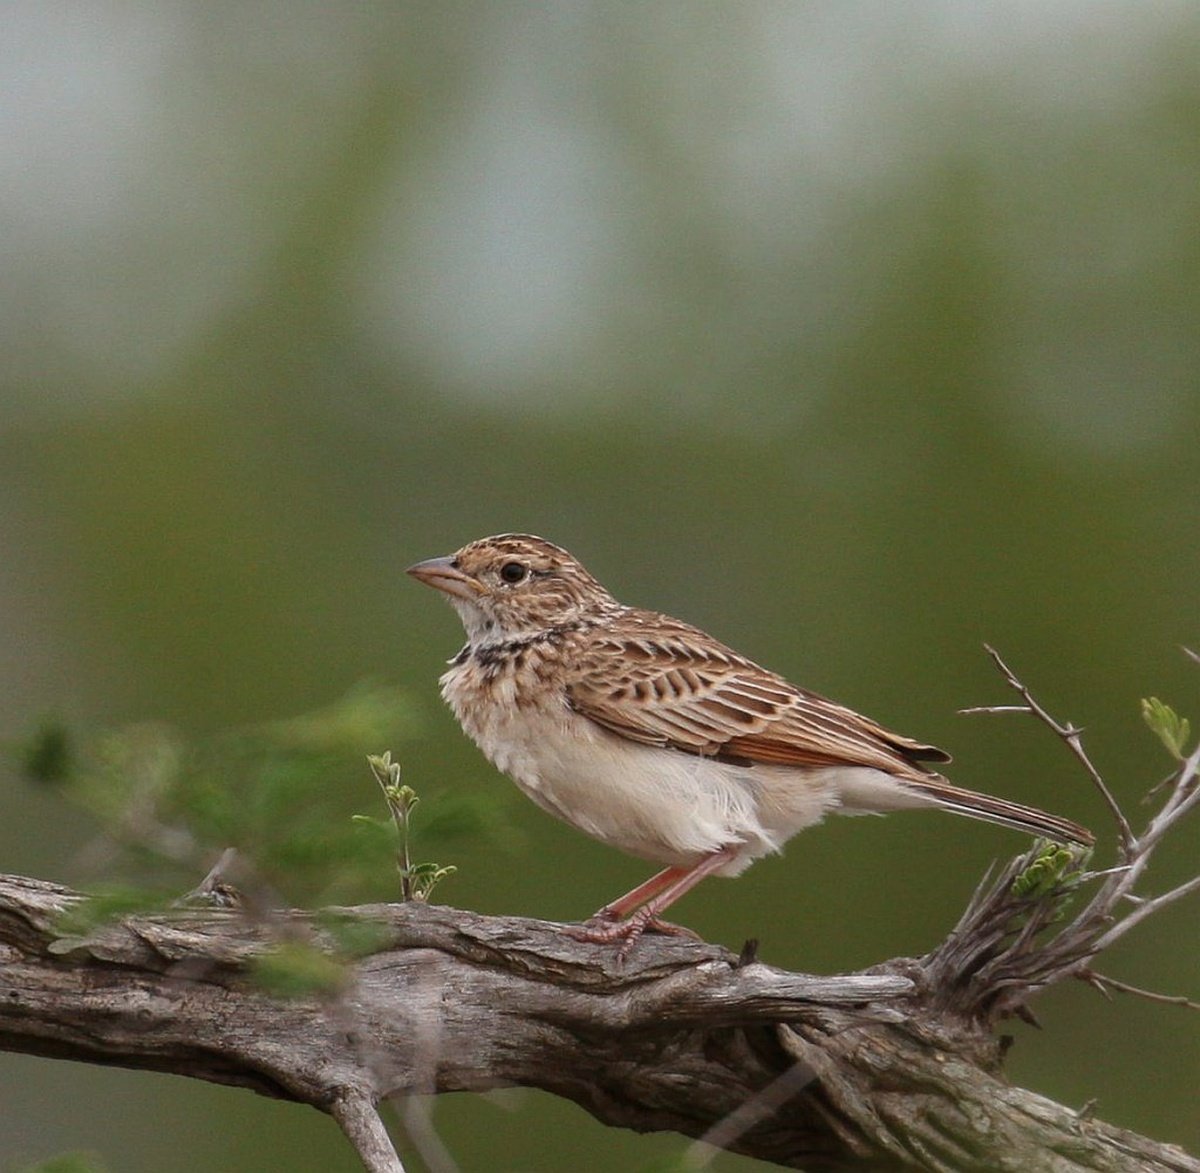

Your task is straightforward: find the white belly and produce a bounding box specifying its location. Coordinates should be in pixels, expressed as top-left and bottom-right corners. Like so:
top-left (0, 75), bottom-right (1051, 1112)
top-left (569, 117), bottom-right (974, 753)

top-left (441, 664), bottom-right (852, 873)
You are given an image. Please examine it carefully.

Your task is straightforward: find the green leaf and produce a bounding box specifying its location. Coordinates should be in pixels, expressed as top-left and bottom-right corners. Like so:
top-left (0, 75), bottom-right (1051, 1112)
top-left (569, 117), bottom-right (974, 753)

top-left (1141, 697), bottom-right (1191, 761)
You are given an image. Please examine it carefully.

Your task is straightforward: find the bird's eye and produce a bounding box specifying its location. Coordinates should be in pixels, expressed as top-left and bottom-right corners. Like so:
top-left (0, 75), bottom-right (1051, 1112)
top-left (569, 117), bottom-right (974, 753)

top-left (499, 562), bottom-right (527, 584)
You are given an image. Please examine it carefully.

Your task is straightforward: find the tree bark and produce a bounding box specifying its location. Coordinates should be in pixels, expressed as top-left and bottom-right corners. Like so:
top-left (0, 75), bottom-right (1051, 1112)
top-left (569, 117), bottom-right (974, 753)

top-left (0, 870), bottom-right (1194, 1172)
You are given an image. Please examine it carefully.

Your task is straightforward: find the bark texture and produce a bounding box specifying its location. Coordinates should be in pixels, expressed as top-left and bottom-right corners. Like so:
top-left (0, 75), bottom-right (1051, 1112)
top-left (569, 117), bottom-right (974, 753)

top-left (0, 870), bottom-right (1195, 1172)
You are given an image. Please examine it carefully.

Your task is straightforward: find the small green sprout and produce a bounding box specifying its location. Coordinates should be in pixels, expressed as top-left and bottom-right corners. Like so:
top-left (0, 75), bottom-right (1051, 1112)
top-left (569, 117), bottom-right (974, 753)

top-left (357, 752), bottom-right (456, 902)
top-left (1011, 840), bottom-right (1087, 900)
top-left (1141, 697), bottom-right (1191, 761)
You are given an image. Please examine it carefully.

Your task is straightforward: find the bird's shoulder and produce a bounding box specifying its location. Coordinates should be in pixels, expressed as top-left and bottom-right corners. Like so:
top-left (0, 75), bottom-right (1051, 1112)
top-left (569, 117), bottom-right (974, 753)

top-left (571, 606), bottom-right (757, 670)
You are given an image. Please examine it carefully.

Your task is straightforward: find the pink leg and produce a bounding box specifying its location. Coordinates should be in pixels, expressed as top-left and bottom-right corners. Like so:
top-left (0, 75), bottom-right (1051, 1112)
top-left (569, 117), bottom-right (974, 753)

top-left (592, 865), bottom-right (690, 921)
top-left (569, 846), bottom-right (740, 959)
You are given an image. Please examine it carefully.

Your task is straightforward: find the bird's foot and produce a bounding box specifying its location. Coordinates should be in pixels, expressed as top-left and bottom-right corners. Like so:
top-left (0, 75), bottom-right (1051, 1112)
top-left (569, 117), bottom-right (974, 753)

top-left (567, 908), bottom-right (699, 961)
top-left (639, 916), bottom-right (700, 940)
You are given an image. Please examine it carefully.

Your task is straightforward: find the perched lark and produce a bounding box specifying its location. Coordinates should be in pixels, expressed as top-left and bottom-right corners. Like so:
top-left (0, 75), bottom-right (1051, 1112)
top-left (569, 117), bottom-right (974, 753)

top-left (408, 534), bottom-right (1093, 954)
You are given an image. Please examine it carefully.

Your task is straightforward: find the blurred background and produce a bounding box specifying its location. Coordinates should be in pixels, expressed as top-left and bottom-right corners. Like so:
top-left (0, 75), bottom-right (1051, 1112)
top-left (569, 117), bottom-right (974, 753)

top-left (2, 3), bottom-right (1198, 1169)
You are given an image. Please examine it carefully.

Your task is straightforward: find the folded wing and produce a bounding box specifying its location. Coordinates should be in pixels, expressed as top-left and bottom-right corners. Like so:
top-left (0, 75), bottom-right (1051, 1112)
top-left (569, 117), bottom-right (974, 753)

top-left (565, 615), bottom-right (949, 781)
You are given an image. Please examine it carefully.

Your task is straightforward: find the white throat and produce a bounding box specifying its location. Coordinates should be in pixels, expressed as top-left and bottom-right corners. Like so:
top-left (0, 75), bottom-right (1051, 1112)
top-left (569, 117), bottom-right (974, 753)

top-left (448, 597), bottom-right (552, 649)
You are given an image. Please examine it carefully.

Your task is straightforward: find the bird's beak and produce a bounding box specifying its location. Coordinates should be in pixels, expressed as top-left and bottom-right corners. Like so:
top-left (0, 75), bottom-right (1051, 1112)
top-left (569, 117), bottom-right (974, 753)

top-left (406, 555), bottom-right (484, 601)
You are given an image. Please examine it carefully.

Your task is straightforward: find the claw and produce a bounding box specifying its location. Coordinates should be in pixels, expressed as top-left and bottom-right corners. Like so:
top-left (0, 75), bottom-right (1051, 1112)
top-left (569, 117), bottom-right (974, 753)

top-left (565, 910), bottom-right (701, 960)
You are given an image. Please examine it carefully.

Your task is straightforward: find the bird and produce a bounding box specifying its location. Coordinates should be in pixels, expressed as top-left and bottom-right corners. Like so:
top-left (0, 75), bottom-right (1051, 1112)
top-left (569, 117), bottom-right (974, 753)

top-left (407, 534), bottom-right (1093, 955)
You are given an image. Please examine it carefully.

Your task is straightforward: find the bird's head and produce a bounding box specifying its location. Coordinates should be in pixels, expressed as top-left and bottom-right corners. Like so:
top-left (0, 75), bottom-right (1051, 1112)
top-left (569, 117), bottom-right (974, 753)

top-left (407, 534), bottom-right (618, 645)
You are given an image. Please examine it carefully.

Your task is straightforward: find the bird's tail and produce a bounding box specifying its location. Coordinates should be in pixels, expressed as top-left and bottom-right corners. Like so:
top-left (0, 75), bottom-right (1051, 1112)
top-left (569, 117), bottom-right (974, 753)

top-left (835, 770), bottom-right (1094, 846)
top-left (897, 777), bottom-right (1094, 846)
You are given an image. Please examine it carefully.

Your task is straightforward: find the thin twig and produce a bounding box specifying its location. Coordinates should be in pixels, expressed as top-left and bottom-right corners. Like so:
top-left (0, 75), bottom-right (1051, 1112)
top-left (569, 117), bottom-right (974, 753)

top-left (982, 644), bottom-right (1134, 850)
top-left (331, 1088), bottom-right (407, 1173)
top-left (388, 957), bottom-right (461, 1173)
top-left (1143, 769), bottom-right (1181, 802)
top-left (396, 1097), bottom-right (459, 1173)
top-left (1083, 971), bottom-right (1200, 1012)
top-left (1080, 864), bottom-right (1134, 882)
top-left (686, 1058), bottom-right (820, 1165)
top-left (1128, 744), bottom-right (1200, 856)
top-left (938, 649), bottom-right (1200, 1024)
top-left (927, 826), bottom-right (1197, 1021)
top-left (958, 705), bottom-right (1034, 716)
top-left (1091, 875), bottom-right (1200, 953)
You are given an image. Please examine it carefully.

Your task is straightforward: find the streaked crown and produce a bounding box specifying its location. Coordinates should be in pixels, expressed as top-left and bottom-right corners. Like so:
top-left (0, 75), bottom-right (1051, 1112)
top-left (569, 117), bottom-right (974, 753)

top-left (407, 534), bottom-right (619, 643)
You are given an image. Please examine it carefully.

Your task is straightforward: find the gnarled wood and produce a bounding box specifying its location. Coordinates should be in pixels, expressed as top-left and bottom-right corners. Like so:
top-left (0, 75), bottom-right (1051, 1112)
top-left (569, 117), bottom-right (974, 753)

top-left (0, 871), bottom-right (1195, 1172)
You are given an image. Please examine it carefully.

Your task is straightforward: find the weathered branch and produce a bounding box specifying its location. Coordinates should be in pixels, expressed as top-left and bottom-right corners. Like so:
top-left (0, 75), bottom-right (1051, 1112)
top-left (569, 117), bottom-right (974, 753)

top-left (3, 654), bottom-right (1197, 1170)
top-left (0, 867), bottom-right (1194, 1173)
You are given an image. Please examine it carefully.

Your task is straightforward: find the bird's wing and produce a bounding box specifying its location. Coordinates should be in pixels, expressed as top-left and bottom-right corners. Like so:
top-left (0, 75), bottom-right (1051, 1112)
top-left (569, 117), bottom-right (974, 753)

top-left (564, 616), bottom-right (948, 778)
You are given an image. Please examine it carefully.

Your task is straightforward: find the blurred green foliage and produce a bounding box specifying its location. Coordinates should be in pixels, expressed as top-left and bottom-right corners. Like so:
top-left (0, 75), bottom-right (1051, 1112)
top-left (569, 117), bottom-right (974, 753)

top-left (2, 5), bottom-right (1198, 1171)
top-left (16, 1156), bottom-right (108, 1173)
top-left (13, 685), bottom-right (504, 909)
top-left (17, 718), bottom-right (72, 786)
top-left (249, 941), bottom-right (349, 1001)
top-left (49, 885), bottom-right (177, 945)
